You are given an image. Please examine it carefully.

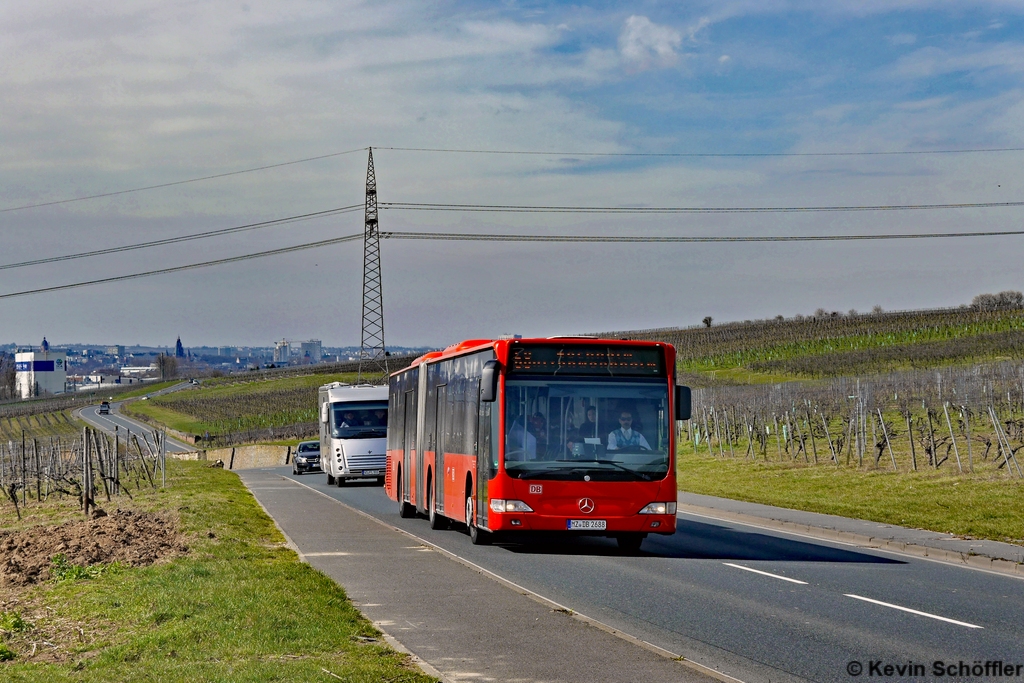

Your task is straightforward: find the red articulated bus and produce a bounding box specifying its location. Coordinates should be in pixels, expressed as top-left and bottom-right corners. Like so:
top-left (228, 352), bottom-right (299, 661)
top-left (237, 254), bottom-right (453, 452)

top-left (385, 337), bottom-right (691, 552)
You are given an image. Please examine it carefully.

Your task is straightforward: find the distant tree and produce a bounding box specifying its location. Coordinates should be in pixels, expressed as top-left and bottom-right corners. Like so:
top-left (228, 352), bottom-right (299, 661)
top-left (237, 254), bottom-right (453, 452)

top-left (156, 353), bottom-right (178, 380)
top-left (972, 290), bottom-right (1023, 311)
top-left (848, 309), bottom-right (858, 317)
top-left (872, 305), bottom-right (884, 315)
top-left (775, 315), bottom-right (784, 322)
top-left (814, 308), bottom-right (827, 318)
top-left (702, 316), bottom-right (713, 328)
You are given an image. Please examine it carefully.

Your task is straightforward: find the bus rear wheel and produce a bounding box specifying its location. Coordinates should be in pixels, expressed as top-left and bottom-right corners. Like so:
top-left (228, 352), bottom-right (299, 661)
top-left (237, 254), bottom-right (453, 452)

top-left (326, 472), bottom-right (335, 485)
top-left (428, 482), bottom-right (447, 530)
top-left (397, 472), bottom-right (415, 518)
top-left (466, 496), bottom-right (490, 545)
top-left (616, 533), bottom-right (646, 554)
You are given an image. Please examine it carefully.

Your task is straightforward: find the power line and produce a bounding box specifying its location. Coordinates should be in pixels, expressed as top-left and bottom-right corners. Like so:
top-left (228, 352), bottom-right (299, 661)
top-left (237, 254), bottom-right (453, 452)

top-left (1, 147), bottom-right (368, 214)
top-left (378, 145), bottom-right (1024, 158)
top-left (0, 234), bottom-right (361, 300)
top-left (0, 205), bottom-right (363, 271)
top-left (5, 226), bottom-right (1024, 300)
top-left (381, 200), bottom-right (1024, 214)
top-left (381, 228), bottom-right (1024, 243)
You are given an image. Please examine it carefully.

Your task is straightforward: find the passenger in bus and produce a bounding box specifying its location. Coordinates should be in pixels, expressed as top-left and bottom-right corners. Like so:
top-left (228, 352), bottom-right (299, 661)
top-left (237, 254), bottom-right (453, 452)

top-left (340, 411), bottom-right (360, 428)
top-left (506, 417), bottom-right (536, 460)
top-left (577, 406), bottom-right (598, 439)
top-left (371, 408), bottom-right (388, 426)
top-left (607, 410), bottom-right (652, 451)
top-left (528, 413), bottom-right (548, 456)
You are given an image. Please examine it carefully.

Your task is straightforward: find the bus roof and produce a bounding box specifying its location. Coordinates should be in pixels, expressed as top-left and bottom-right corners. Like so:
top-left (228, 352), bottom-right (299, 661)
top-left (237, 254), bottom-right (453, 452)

top-left (397, 337), bottom-right (672, 375)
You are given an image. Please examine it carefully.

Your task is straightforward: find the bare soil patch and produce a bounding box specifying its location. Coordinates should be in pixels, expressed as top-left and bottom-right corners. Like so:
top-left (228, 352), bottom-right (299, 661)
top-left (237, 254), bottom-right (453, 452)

top-left (0, 509), bottom-right (188, 588)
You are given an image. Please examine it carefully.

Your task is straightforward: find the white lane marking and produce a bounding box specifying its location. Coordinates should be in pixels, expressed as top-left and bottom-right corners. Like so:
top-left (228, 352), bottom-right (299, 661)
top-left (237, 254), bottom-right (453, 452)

top-left (304, 552), bottom-right (352, 557)
top-left (723, 563), bottom-right (808, 585)
top-left (844, 594), bottom-right (983, 629)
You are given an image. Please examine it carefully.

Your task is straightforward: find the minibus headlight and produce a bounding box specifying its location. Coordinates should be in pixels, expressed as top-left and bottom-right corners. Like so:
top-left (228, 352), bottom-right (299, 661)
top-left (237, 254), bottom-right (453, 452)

top-left (639, 502), bottom-right (677, 515)
top-left (490, 499), bottom-right (534, 513)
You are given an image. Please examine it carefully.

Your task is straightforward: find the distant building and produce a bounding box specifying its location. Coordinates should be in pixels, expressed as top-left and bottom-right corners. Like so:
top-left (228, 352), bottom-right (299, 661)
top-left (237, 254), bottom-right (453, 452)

top-left (175, 337), bottom-right (185, 358)
top-left (273, 339), bottom-right (291, 364)
top-left (217, 346), bottom-right (233, 357)
top-left (106, 345), bottom-right (125, 358)
top-left (15, 338), bottom-right (67, 398)
top-left (300, 340), bottom-right (322, 362)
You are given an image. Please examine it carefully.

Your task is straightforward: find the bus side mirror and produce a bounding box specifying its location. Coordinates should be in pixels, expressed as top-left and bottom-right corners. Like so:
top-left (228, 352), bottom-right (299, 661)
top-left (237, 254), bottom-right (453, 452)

top-left (481, 361), bottom-right (500, 402)
top-left (320, 403), bottom-right (329, 423)
top-left (675, 385), bottom-right (692, 421)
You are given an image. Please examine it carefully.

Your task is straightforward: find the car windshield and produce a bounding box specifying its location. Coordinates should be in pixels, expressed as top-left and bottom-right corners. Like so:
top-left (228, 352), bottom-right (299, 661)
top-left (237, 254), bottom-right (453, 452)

top-left (297, 443), bottom-right (318, 453)
top-left (503, 380), bottom-right (670, 482)
top-left (331, 401), bottom-right (388, 439)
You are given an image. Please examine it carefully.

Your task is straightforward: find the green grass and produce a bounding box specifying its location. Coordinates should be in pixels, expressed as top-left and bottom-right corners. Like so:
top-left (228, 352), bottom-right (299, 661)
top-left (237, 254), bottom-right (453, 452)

top-left (677, 450), bottom-right (1024, 545)
top-left (123, 402), bottom-right (208, 435)
top-left (116, 381), bottom-right (183, 400)
top-left (0, 460), bottom-right (435, 682)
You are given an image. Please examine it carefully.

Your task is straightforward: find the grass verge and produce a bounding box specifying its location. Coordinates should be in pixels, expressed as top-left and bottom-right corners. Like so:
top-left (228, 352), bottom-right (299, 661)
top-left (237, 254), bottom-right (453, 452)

top-left (0, 460), bottom-right (435, 682)
top-left (677, 450), bottom-right (1024, 545)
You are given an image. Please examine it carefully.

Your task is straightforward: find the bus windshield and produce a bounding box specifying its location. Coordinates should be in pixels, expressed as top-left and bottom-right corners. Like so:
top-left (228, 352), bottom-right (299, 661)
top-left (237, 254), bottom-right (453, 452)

top-left (331, 401), bottom-right (388, 439)
top-left (504, 380), bottom-right (670, 481)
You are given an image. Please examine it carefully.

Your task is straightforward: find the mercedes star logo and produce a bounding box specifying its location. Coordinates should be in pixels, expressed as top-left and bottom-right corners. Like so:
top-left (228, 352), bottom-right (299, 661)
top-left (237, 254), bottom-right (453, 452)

top-left (578, 498), bottom-right (595, 514)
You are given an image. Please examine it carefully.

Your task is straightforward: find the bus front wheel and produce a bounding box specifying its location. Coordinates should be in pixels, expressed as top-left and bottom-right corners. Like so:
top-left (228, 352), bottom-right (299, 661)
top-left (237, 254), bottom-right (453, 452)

top-left (467, 496), bottom-right (490, 545)
top-left (616, 533), bottom-right (646, 554)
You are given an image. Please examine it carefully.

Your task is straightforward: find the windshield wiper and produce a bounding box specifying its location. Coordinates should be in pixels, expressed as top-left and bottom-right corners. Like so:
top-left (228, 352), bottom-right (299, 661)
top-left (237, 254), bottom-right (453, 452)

top-left (571, 459), bottom-right (653, 481)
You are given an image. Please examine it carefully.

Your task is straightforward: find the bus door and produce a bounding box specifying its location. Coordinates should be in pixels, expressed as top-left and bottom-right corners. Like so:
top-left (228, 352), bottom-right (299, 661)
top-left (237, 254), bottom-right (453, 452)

top-left (434, 384), bottom-right (447, 514)
top-left (403, 390), bottom-right (416, 504)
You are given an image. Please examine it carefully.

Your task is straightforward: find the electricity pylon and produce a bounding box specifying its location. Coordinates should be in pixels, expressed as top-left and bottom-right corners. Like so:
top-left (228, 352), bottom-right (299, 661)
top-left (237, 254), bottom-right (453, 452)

top-left (358, 147), bottom-right (388, 384)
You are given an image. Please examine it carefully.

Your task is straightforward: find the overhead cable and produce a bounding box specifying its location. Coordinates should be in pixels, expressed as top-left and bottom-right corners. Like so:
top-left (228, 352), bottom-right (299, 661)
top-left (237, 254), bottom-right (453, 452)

top-left (378, 145), bottom-right (1024, 158)
top-left (0, 234), bottom-right (362, 300)
top-left (381, 200), bottom-right (1024, 214)
top-left (0, 205), bottom-right (363, 271)
top-left (1, 147), bottom-right (368, 213)
top-left (380, 229), bottom-right (1024, 243)
top-left (4, 226), bottom-right (1024, 300)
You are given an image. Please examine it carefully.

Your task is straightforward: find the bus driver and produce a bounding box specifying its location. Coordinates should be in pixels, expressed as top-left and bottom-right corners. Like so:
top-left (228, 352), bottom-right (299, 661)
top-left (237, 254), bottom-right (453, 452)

top-left (607, 410), bottom-right (652, 451)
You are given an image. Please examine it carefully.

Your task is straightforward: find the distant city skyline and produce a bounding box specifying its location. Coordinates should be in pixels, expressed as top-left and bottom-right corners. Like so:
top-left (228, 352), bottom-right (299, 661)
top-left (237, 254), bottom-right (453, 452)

top-left (3, 2), bottom-right (1023, 347)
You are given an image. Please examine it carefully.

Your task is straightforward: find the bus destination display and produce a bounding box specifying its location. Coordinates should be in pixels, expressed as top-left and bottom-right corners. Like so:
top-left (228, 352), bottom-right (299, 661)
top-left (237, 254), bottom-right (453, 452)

top-left (508, 344), bottom-right (664, 376)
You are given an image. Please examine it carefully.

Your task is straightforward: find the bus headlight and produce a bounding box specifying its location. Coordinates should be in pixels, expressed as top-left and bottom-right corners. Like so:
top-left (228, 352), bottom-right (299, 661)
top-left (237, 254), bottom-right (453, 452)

top-left (639, 502), bottom-right (677, 515)
top-left (490, 499), bottom-right (534, 513)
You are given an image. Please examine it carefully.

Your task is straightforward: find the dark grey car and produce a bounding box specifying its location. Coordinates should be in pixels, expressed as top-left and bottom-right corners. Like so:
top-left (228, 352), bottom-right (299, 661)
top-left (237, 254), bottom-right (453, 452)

top-left (292, 440), bottom-right (321, 475)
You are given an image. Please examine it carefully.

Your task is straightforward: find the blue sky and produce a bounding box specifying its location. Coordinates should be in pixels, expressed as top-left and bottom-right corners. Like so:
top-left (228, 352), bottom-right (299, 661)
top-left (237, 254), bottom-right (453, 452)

top-left (2, 1), bottom-right (1023, 348)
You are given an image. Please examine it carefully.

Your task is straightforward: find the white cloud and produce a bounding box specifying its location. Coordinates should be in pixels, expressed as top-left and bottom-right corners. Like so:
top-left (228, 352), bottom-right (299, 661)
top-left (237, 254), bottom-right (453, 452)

top-left (888, 33), bottom-right (917, 45)
top-left (891, 43), bottom-right (1024, 79)
top-left (618, 15), bottom-right (682, 70)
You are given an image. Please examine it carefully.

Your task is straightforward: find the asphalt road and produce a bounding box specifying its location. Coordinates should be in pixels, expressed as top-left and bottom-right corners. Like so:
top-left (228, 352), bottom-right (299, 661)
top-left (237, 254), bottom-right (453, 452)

top-left (76, 386), bottom-right (194, 453)
top-left (268, 467), bottom-right (1024, 683)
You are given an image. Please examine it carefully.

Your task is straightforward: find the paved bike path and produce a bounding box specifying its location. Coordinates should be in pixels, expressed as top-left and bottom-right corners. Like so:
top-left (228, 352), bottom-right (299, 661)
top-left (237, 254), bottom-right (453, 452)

top-left (238, 468), bottom-right (719, 683)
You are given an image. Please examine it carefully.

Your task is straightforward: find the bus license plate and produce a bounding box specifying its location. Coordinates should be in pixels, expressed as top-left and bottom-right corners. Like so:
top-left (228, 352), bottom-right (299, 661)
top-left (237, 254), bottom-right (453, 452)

top-left (361, 469), bottom-right (381, 476)
top-left (567, 519), bottom-right (606, 530)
